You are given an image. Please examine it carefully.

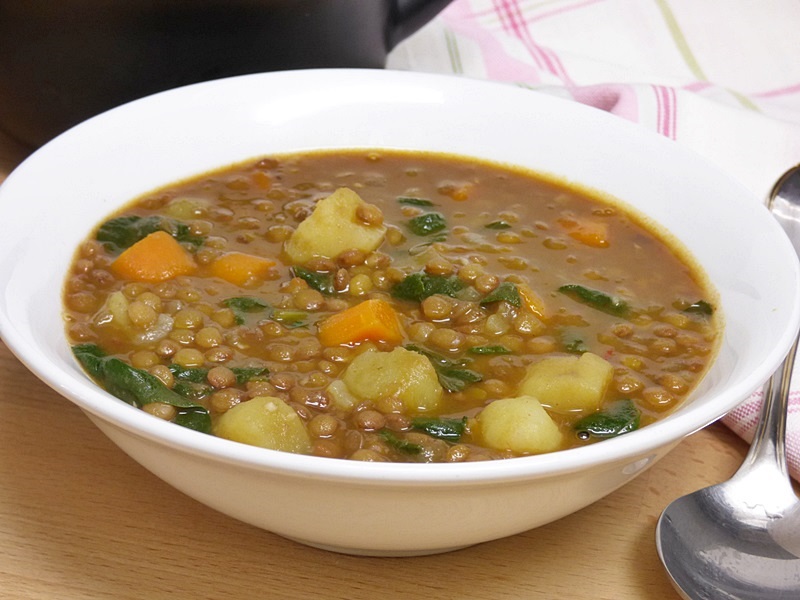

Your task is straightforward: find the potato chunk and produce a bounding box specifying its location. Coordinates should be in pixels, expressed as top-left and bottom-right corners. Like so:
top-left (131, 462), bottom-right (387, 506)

top-left (284, 187), bottom-right (386, 264)
top-left (214, 396), bottom-right (311, 454)
top-left (340, 347), bottom-right (443, 413)
top-left (477, 395), bottom-right (563, 454)
top-left (519, 352), bottom-right (613, 413)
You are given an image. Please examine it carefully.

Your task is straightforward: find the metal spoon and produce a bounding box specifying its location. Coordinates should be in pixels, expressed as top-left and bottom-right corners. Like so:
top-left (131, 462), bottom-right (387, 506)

top-left (655, 165), bottom-right (800, 599)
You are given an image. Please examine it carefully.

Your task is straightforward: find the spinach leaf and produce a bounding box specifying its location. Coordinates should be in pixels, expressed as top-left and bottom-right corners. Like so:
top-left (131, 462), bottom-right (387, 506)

top-left (292, 266), bottom-right (335, 295)
top-left (485, 220), bottom-right (512, 230)
top-left (407, 212), bottom-right (447, 236)
top-left (223, 296), bottom-right (271, 325)
top-left (468, 345), bottom-right (511, 355)
top-left (72, 343), bottom-right (106, 379)
top-left (391, 272), bottom-right (465, 303)
top-left (407, 233), bottom-right (449, 256)
top-left (559, 329), bottom-right (589, 354)
top-left (231, 366), bottom-right (270, 384)
top-left (96, 215), bottom-right (204, 253)
top-left (271, 309), bottom-right (308, 328)
top-left (437, 367), bottom-right (483, 392)
top-left (380, 430), bottom-right (422, 455)
top-left (175, 407), bottom-right (214, 432)
top-left (72, 344), bottom-right (211, 434)
top-left (397, 196), bottom-right (435, 207)
top-left (223, 296), bottom-right (269, 312)
top-left (169, 363), bottom-right (268, 388)
top-left (405, 344), bottom-right (483, 392)
top-left (169, 364), bottom-right (209, 383)
top-left (480, 281), bottom-right (521, 307)
top-left (558, 284), bottom-right (630, 317)
top-left (681, 299), bottom-right (714, 316)
top-left (412, 416), bottom-right (468, 441)
top-left (172, 380), bottom-right (212, 402)
top-left (574, 399), bottom-right (640, 440)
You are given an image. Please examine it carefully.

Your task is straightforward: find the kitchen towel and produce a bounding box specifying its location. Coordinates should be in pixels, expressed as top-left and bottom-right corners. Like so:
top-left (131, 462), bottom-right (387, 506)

top-left (389, 0), bottom-right (800, 478)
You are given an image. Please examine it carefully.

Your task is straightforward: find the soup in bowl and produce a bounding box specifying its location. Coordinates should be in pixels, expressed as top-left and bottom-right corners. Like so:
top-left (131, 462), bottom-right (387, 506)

top-left (63, 149), bottom-right (720, 462)
top-left (0, 69), bottom-right (797, 555)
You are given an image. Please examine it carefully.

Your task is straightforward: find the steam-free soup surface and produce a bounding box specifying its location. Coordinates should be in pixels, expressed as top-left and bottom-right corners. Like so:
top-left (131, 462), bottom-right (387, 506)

top-left (64, 150), bottom-right (720, 462)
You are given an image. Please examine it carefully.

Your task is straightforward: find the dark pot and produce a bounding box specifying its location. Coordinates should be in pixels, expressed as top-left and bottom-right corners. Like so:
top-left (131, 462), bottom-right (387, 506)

top-left (0, 0), bottom-right (452, 148)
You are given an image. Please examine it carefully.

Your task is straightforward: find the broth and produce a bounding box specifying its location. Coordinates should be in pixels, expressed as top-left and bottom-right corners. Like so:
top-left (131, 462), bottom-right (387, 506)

top-left (63, 149), bottom-right (720, 462)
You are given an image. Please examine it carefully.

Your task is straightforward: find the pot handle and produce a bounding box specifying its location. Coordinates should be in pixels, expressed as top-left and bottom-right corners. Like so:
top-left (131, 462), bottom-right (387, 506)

top-left (388, 0), bottom-right (453, 48)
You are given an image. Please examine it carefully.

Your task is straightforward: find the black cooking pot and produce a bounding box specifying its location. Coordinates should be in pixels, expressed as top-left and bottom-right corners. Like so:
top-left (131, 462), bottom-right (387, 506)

top-left (0, 0), bottom-right (453, 147)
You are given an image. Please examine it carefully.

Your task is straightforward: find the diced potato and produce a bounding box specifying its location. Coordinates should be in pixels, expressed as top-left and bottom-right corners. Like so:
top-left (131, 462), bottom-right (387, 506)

top-left (94, 290), bottom-right (132, 330)
top-left (327, 379), bottom-right (358, 412)
top-left (284, 188), bottom-right (386, 264)
top-left (165, 196), bottom-right (210, 220)
top-left (93, 290), bottom-right (174, 345)
top-left (340, 347), bottom-right (443, 413)
top-left (214, 396), bottom-right (311, 454)
top-left (477, 395), bottom-right (563, 454)
top-left (519, 352), bottom-right (613, 413)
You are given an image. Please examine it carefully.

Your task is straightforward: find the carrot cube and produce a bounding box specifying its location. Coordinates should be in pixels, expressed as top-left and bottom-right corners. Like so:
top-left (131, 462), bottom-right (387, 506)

top-left (110, 230), bottom-right (197, 282)
top-left (318, 298), bottom-right (405, 347)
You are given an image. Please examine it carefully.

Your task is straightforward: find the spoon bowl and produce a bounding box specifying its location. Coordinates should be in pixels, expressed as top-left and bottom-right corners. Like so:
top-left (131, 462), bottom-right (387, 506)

top-left (656, 165), bottom-right (800, 599)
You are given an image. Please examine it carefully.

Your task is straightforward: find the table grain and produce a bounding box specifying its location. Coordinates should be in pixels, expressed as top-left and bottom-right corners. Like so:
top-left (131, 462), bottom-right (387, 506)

top-left (0, 130), bottom-right (750, 600)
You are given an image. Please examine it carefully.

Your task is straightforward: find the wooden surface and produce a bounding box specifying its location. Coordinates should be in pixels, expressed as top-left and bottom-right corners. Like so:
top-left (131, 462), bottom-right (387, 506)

top-left (0, 131), bottom-right (752, 600)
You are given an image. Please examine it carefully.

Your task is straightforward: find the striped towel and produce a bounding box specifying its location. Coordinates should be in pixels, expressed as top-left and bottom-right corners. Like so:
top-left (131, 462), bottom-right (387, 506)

top-left (389, 0), bottom-right (800, 478)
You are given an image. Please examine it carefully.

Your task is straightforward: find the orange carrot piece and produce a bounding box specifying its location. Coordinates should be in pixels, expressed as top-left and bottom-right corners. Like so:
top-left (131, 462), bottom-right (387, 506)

top-left (558, 217), bottom-right (610, 248)
top-left (318, 298), bottom-right (405, 347)
top-left (517, 283), bottom-right (547, 319)
top-left (568, 221), bottom-right (610, 248)
top-left (209, 252), bottom-right (276, 287)
top-left (110, 230), bottom-right (197, 282)
top-left (441, 183), bottom-right (473, 201)
top-left (251, 170), bottom-right (272, 190)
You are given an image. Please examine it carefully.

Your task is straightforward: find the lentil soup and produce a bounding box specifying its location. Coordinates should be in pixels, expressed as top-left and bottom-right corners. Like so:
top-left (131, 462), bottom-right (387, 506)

top-left (63, 150), bottom-right (721, 462)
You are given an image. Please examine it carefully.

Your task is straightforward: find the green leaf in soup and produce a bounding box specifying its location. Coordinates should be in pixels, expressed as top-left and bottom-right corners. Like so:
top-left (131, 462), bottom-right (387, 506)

top-left (72, 343), bottom-right (107, 379)
top-left (436, 367), bottom-right (483, 392)
top-left (391, 272), bottom-right (465, 303)
top-left (175, 407), bottom-right (214, 431)
top-left (172, 380), bottom-right (212, 402)
top-left (404, 344), bottom-right (467, 369)
top-left (480, 281), bottom-right (521, 307)
top-left (223, 296), bottom-right (269, 313)
top-left (291, 266), bottom-right (336, 295)
top-left (222, 296), bottom-right (271, 325)
top-left (404, 344), bottom-right (482, 392)
top-left (407, 233), bottom-right (449, 256)
top-left (559, 329), bottom-right (589, 354)
top-left (681, 299), bottom-right (714, 316)
top-left (380, 430), bottom-right (422, 455)
top-left (72, 344), bottom-right (212, 434)
top-left (468, 345), bottom-right (511, 355)
top-left (230, 366), bottom-right (270, 385)
top-left (169, 221), bottom-right (206, 248)
top-left (574, 399), bottom-right (640, 440)
top-left (271, 309), bottom-right (308, 328)
top-left (96, 215), bottom-right (162, 252)
top-left (397, 196), bottom-right (435, 207)
top-left (407, 212), bottom-right (447, 236)
top-left (411, 416), bottom-right (468, 441)
top-left (485, 220), bottom-right (512, 230)
top-left (168, 364), bottom-right (209, 383)
top-left (96, 215), bottom-right (204, 253)
top-left (558, 284), bottom-right (630, 317)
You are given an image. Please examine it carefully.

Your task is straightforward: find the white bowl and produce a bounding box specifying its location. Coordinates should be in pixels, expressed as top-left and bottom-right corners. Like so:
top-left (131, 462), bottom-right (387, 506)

top-left (1, 69), bottom-right (798, 556)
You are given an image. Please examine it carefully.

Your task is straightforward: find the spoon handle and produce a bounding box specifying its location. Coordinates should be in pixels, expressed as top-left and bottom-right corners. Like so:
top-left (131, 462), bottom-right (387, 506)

top-left (734, 334), bottom-right (798, 485)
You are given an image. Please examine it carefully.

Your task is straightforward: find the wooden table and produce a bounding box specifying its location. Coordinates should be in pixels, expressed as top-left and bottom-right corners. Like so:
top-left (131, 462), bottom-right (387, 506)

top-left (0, 129), bottom-right (752, 600)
